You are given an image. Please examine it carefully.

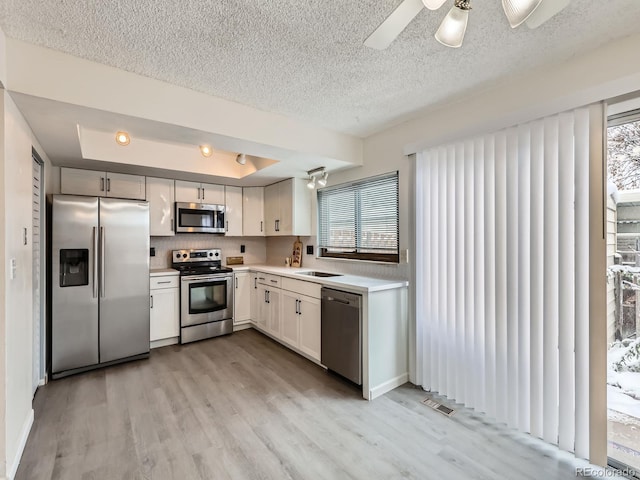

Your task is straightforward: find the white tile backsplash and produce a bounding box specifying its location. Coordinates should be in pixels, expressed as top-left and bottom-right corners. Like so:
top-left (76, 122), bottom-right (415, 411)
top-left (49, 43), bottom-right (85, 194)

top-left (150, 234), bottom-right (267, 269)
top-left (266, 236), bottom-right (409, 280)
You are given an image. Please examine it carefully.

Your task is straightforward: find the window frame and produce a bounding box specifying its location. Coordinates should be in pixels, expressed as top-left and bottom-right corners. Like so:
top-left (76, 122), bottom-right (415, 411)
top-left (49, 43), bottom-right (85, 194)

top-left (317, 171), bottom-right (399, 264)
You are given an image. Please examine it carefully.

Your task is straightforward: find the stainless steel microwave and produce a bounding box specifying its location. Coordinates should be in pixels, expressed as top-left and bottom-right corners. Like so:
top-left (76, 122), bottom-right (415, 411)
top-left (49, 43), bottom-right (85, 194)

top-left (175, 202), bottom-right (225, 233)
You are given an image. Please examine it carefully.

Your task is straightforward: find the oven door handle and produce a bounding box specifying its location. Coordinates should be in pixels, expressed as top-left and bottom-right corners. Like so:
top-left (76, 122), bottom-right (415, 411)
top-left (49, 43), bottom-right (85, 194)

top-left (181, 275), bottom-right (232, 282)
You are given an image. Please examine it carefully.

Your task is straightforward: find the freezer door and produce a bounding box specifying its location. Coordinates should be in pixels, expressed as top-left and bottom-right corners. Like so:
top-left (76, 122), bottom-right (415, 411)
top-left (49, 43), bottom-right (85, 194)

top-left (51, 195), bottom-right (100, 374)
top-left (99, 198), bottom-right (150, 363)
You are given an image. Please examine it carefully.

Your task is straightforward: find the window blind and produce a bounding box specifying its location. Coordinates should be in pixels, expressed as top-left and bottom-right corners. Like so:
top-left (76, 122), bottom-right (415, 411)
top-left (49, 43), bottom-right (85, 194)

top-left (318, 172), bottom-right (399, 258)
top-left (415, 105), bottom-right (604, 460)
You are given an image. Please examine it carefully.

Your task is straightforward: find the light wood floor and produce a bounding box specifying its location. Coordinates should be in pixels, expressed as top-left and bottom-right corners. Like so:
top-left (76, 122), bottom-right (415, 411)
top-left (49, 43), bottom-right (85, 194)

top-left (18, 329), bottom-right (591, 479)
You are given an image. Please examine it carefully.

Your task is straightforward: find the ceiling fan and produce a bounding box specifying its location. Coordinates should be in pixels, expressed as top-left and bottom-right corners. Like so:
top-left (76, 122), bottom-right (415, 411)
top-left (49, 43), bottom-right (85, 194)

top-left (364, 0), bottom-right (572, 49)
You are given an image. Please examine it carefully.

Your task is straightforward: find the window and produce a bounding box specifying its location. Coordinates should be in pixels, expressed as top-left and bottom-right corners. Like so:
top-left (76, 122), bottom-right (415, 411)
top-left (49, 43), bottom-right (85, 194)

top-left (317, 171), bottom-right (399, 263)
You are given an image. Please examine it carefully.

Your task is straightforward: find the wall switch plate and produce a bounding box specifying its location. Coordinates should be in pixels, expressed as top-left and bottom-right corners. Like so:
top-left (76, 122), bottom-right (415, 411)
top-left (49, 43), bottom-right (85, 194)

top-left (150, 247), bottom-right (156, 257)
top-left (306, 245), bottom-right (314, 255)
top-left (10, 259), bottom-right (16, 279)
top-left (240, 245), bottom-right (246, 253)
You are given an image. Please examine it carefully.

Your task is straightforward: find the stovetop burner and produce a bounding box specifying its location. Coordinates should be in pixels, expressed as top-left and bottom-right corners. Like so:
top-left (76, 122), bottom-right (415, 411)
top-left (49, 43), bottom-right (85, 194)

top-left (171, 248), bottom-right (233, 276)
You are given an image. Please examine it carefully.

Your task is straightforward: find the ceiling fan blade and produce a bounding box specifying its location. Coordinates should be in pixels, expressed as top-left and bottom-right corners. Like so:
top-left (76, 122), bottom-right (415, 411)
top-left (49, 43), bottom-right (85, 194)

top-left (525, 0), bottom-right (572, 28)
top-left (364, 0), bottom-right (425, 50)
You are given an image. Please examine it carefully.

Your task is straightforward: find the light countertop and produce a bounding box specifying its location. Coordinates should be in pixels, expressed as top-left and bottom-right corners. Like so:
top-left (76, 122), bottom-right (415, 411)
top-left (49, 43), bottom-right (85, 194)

top-left (229, 264), bottom-right (408, 293)
top-left (150, 268), bottom-right (180, 277)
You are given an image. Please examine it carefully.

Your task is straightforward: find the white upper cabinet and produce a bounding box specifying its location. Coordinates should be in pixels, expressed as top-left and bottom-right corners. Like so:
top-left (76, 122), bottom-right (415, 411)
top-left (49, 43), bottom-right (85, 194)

top-left (242, 187), bottom-right (265, 236)
top-left (60, 167), bottom-right (145, 200)
top-left (175, 180), bottom-right (225, 204)
top-left (263, 178), bottom-right (311, 236)
top-left (147, 177), bottom-right (175, 236)
top-left (225, 186), bottom-right (243, 236)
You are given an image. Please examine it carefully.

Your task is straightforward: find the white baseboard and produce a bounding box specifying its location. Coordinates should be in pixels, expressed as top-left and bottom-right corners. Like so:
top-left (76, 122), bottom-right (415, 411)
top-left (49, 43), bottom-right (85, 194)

top-left (369, 373), bottom-right (409, 400)
top-left (233, 323), bottom-right (252, 332)
top-left (150, 337), bottom-right (179, 349)
top-left (6, 408), bottom-right (34, 480)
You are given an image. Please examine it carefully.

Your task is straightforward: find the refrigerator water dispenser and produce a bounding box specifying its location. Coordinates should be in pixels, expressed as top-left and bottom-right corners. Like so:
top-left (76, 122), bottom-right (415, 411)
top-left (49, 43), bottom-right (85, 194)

top-left (60, 249), bottom-right (89, 287)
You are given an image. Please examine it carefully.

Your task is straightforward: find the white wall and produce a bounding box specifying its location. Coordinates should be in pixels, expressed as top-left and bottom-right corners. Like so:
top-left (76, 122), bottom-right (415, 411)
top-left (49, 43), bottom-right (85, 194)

top-left (1, 91), bottom-right (53, 480)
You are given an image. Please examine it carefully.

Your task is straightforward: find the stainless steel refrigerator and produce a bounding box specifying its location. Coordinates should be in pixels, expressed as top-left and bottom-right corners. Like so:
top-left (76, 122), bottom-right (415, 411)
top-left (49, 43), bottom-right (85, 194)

top-left (50, 195), bottom-right (150, 378)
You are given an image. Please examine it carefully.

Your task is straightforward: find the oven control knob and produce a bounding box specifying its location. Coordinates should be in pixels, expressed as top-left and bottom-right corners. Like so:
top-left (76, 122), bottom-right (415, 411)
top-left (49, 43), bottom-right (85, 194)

top-left (214, 252), bottom-right (219, 257)
top-left (175, 253), bottom-right (181, 259)
top-left (182, 254), bottom-right (188, 259)
top-left (208, 252), bottom-right (213, 257)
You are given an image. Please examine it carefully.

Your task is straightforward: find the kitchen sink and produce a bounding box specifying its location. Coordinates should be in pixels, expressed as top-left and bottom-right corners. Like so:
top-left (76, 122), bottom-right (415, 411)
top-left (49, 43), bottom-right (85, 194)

top-left (296, 271), bottom-right (343, 278)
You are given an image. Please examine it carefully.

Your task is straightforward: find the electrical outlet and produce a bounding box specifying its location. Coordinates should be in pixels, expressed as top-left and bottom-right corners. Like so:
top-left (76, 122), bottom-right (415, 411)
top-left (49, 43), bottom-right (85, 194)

top-left (306, 245), bottom-right (314, 255)
top-left (240, 245), bottom-right (246, 253)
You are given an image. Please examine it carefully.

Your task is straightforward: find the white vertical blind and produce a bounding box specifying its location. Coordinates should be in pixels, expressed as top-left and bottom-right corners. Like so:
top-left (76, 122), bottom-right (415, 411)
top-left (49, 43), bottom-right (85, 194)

top-left (415, 106), bottom-right (594, 456)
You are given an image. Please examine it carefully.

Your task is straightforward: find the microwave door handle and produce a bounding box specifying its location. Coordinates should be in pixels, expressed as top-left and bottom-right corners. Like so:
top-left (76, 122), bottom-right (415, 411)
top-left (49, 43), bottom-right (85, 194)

top-left (92, 227), bottom-right (98, 298)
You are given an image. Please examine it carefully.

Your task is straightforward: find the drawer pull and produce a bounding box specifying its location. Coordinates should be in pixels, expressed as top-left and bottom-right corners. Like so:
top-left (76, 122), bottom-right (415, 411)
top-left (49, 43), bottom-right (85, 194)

top-left (156, 280), bottom-right (172, 284)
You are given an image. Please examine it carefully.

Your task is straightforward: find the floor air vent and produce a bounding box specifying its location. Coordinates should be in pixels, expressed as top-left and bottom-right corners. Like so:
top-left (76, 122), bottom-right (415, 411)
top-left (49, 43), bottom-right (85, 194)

top-left (422, 398), bottom-right (455, 416)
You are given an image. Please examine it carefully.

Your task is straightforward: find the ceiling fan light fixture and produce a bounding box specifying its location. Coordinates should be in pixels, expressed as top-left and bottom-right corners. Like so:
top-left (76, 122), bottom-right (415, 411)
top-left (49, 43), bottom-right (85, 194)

top-left (422, 0), bottom-right (447, 10)
top-left (502, 0), bottom-right (542, 28)
top-left (525, 0), bottom-right (571, 29)
top-left (236, 153), bottom-right (247, 165)
top-left (435, 1), bottom-right (470, 48)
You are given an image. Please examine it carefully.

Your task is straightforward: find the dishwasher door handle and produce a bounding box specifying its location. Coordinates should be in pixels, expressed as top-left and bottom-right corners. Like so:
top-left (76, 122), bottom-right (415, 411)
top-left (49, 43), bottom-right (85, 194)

top-left (324, 296), bottom-right (350, 305)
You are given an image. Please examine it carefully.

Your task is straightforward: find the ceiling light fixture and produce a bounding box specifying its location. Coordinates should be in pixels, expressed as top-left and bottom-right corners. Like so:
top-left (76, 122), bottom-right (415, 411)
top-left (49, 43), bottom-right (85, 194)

top-left (365, 0), bottom-right (560, 50)
top-left (502, 0), bottom-right (543, 28)
top-left (236, 153), bottom-right (247, 165)
top-left (200, 145), bottom-right (213, 157)
top-left (307, 167), bottom-right (327, 189)
top-left (435, 0), bottom-right (470, 48)
top-left (115, 131), bottom-right (130, 146)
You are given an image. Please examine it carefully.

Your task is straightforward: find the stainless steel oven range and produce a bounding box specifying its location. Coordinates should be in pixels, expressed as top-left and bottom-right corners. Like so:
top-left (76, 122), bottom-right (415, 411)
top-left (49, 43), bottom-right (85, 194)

top-left (172, 248), bottom-right (234, 344)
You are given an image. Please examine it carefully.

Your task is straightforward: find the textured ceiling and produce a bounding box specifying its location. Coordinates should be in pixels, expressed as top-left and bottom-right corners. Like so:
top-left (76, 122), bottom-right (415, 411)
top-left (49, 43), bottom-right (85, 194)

top-left (1, 0), bottom-right (640, 137)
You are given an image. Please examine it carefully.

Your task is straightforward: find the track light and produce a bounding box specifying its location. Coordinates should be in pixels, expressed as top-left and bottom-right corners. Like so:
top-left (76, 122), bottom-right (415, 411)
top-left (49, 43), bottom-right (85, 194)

top-left (236, 153), bottom-right (247, 165)
top-left (306, 167), bottom-right (327, 189)
top-left (317, 171), bottom-right (328, 187)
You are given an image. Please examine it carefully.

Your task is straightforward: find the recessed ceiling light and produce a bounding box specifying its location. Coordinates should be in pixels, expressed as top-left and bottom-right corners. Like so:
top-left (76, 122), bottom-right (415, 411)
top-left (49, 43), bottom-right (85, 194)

top-left (200, 145), bottom-right (213, 157)
top-left (115, 131), bottom-right (130, 146)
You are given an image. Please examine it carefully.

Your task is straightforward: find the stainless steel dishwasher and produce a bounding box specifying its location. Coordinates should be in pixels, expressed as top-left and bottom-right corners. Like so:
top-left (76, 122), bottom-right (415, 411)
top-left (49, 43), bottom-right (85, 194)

top-left (321, 288), bottom-right (362, 385)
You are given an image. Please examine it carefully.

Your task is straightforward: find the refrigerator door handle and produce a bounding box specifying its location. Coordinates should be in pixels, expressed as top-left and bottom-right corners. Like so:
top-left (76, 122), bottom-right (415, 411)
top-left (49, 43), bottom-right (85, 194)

top-left (93, 226), bottom-right (99, 298)
top-left (100, 226), bottom-right (106, 297)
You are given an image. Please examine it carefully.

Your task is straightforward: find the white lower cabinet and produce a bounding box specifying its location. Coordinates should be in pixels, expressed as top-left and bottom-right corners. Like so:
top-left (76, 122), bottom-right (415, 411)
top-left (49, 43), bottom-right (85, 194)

top-left (256, 284), bottom-right (280, 335)
top-left (297, 295), bottom-right (321, 361)
top-left (233, 272), bottom-right (251, 324)
top-left (150, 275), bottom-right (179, 345)
top-left (250, 272), bottom-right (259, 323)
top-left (281, 289), bottom-right (321, 361)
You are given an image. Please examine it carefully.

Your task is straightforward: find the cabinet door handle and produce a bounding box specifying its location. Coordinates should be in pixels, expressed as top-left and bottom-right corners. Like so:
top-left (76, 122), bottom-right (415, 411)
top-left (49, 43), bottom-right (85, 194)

top-left (267, 290), bottom-right (270, 304)
top-left (100, 177), bottom-right (105, 192)
top-left (254, 278), bottom-right (257, 289)
top-left (170, 217), bottom-right (174, 232)
top-left (260, 221), bottom-right (263, 232)
top-left (235, 277), bottom-right (238, 289)
top-left (264, 290), bottom-right (268, 303)
top-left (275, 219), bottom-right (279, 232)
top-left (150, 295), bottom-right (154, 309)
top-left (270, 279), bottom-right (277, 284)
top-left (107, 178), bottom-right (111, 192)
top-left (202, 187), bottom-right (205, 200)
top-left (197, 187), bottom-right (201, 200)
top-left (295, 299), bottom-right (299, 315)
top-left (226, 221), bottom-right (229, 232)
top-left (298, 300), bottom-right (302, 316)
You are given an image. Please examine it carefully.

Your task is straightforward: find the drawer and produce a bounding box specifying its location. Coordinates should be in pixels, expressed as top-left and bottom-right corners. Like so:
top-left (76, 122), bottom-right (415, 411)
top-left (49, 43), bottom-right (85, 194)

top-left (257, 273), bottom-right (281, 288)
top-left (281, 277), bottom-right (321, 299)
top-left (150, 276), bottom-right (179, 290)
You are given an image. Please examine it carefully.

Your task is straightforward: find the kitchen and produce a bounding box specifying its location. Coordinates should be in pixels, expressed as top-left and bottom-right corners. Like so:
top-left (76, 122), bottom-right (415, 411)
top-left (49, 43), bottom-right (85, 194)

top-left (1, 1), bottom-right (640, 479)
